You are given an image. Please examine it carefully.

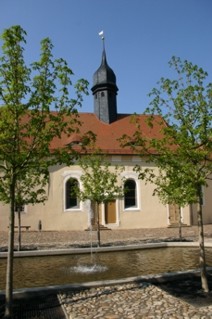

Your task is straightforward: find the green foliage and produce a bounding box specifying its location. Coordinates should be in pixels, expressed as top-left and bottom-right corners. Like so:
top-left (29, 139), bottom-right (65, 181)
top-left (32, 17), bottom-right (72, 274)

top-left (77, 153), bottom-right (125, 204)
top-left (0, 169), bottom-right (48, 205)
top-left (0, 25), bottom-right (89, 205)
top-left (127, 56), bottom-right (212, 206)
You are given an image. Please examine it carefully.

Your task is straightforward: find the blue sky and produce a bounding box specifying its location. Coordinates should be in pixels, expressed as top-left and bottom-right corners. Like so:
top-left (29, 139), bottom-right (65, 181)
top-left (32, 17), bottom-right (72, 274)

top-left (0, 0), bottom-right (211, 114)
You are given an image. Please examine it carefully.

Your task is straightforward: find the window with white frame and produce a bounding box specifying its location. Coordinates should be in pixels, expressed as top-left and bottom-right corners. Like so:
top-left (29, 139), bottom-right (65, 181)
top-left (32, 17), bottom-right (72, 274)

top-left (65, 177), bottom-right (80, 210)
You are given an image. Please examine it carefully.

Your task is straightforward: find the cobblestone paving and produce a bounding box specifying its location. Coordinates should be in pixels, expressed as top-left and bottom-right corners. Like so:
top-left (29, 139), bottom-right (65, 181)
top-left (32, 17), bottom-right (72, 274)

top-left (59, 282), bottom-right (212, 319)
top-left (1, 224), bottom-right (212, 250)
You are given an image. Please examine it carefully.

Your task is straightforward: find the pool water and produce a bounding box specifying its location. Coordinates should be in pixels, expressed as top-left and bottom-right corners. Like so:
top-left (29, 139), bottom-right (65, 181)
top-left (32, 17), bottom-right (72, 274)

top-left (0, 247), bottom-right (212, 290)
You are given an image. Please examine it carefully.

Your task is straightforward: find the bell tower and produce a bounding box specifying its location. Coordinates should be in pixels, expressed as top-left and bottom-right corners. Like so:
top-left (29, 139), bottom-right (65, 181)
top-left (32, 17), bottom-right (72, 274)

top-left (91, 33), bottom-right (118, 124)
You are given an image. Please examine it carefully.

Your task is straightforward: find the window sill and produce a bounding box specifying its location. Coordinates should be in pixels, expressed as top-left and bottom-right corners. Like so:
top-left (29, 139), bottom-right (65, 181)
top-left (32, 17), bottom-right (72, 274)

top-left (64, 208), bottom-right (82, 212)
top-left (123, 208), bottom-right (140, 212)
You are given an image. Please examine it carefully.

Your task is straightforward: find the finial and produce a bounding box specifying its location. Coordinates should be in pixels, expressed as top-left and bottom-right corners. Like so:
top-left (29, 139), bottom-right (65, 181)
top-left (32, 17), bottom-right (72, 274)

top-left (98, 30), bottom-right (105, 50)
top-left (98, 30), bottom-right (104, 40)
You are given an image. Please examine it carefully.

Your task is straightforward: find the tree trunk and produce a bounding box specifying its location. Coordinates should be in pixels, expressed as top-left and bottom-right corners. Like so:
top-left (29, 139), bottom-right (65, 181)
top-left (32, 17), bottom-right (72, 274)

top-left (17, 208), bottom-right (22, 251)
top-left (96, 203), bottom-right (101, 247)
top-left (4, 181), bottom-right (16, 318)
top-left (197, 185), bottom-right (209, 293)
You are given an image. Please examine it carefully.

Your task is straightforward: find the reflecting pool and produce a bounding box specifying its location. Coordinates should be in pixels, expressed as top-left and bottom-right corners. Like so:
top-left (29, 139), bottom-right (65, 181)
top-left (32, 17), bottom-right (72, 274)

top-left (0, 247), bottom-right (212, 290)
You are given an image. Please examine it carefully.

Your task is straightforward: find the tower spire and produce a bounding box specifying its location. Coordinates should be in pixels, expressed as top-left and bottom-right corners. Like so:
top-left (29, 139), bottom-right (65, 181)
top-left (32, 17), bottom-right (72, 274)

top-left (99, 30), bottom-right (106, 64)
top-left (91, 31), bottom-right (118, 124)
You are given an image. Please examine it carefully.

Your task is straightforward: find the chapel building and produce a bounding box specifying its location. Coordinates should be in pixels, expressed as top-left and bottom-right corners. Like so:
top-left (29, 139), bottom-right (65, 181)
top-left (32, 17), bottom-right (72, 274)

top-left (0, 45), bottom-right (212, 231)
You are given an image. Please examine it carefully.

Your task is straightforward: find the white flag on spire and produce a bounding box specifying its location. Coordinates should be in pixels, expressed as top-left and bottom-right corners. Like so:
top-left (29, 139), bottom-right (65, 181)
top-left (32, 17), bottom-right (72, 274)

top-left (98, 30), bottom-right (104, 39)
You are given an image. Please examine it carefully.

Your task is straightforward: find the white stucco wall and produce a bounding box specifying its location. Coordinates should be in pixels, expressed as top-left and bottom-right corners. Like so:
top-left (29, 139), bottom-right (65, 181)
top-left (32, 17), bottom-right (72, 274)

top-left (0, 158), bottom-right (211, 231)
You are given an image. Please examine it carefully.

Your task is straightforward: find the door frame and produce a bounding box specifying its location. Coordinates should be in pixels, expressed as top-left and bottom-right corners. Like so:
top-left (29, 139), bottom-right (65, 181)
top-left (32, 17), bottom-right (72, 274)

top-left (167, 203), bottom-right (184, 226)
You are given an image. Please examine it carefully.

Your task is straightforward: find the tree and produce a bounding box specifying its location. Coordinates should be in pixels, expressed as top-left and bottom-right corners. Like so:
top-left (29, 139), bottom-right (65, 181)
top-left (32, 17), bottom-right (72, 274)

top-left (77, 153), bottom-right (124, 247)
top-left (122, 56), bottom-right (212, 292)
top-left (0, 25), bottom-right (88, 318)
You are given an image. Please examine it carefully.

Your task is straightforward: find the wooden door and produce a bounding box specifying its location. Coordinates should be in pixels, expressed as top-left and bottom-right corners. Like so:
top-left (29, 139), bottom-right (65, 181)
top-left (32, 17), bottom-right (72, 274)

top-left (105, 200), bottom-right (116, 224)
top-left (169, 204), bottom-right (180, 225)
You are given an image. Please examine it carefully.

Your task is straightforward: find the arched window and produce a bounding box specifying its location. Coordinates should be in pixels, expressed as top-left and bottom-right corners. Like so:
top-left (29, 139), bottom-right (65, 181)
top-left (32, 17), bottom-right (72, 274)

top-left (65, 177), bottom-right (79, 209)
top-left (124, 179), bottom-right (137, 209)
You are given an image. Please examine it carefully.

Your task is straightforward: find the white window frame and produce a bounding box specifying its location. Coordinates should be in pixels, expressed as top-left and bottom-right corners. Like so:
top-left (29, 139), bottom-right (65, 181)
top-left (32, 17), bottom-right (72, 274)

top-left (121, 172), bottom-right (140, 211)
top-left (62, 171), bottom-right (82, 212)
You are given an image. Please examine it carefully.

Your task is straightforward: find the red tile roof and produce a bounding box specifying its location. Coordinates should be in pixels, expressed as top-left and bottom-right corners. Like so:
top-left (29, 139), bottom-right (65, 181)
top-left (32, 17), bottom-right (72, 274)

top-left (52, 112), bottom-right (166, 155)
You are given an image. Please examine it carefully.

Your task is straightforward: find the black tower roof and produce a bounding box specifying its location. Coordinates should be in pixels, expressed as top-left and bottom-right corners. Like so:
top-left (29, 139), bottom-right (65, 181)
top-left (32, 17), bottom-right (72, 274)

top-left (92, 48), bottom-right (117, 89)
top-left (91, 43), bottom-right (118, 124)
